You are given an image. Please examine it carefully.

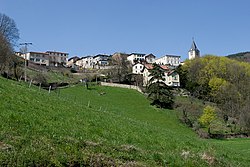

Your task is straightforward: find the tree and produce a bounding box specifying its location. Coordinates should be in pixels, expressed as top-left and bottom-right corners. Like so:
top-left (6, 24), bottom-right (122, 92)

top-left (148, 63), bottom-right (165, 83)
top-left (109, 53), bottom-right (131, 83)
top-left (0, 33), bottom-right (12, 73)
top-left (0, 13), bottom-right (19, 75)
top-left (147, 63), bottom-right (174, 109)
top-left (0, 13), bottom-right (19, 45)
top-left (199, 105), bottom-right (216, 134)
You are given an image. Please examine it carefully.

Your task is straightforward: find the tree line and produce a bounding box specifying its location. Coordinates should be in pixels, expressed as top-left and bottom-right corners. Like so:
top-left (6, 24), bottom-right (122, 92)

top-left (177, 55), bottom-right (250, 132)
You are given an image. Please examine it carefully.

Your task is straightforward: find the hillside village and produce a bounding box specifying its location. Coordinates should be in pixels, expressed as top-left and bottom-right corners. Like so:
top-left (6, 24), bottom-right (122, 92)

top-left (1, 9), bottom-right (250, 166)
top-left (15, 40), bottom-right (201, 88)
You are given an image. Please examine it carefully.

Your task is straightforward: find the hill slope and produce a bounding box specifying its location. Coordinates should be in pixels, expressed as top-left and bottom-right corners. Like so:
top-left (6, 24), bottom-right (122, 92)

top-left (227, 52), bottom-right (250, 62)
top-left (0, 77), bottom-right (249, 166)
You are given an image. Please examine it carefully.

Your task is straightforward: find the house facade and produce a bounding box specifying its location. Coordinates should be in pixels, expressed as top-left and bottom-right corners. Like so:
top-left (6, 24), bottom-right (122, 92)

top-left (46, 51), bottom-right (68, 66)
top-left (142, 64), bottom-right (180, 87)
top-left (127, 53), bottom-right (146, 64)
top-left (93, 54), bottom-right (110, 66)
top-left (155, 55), bottom-right (181, 67)
top-left (75, 56), bottom-right (94, 69)
top-left (145, 53), bottom-right (156, 64)
top-left (132, 63), bottom-right (144, 74)
top-left (16, 51), bottom-right (68, 67)
top-left (67, 56), bottom-right (80, 67)
top-left (16, 51), bottom-right (50, 66)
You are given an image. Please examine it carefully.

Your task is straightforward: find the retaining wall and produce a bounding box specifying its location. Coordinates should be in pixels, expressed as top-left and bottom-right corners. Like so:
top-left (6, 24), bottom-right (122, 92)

top-left (100, 82), bottom-right (143, 93)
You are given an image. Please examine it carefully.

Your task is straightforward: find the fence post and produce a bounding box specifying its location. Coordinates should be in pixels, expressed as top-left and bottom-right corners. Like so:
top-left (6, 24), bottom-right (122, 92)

top-left (48, 85), bottom-right (51, 94)
top-left (39, 83), bottom-right (41, 91)
top-left (29, 79), bottom-right (33, 88)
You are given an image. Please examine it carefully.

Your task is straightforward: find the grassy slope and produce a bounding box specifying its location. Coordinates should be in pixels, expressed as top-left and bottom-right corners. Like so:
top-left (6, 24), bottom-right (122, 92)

top-left (0, 77), bottom-right (249, 166)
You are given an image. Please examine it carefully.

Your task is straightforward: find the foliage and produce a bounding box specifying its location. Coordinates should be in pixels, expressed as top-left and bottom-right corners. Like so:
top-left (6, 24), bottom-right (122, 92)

top-left (147, 63), bottom-right (174, 109)
top-left (148, 82), bottom-right (174, 109)
top-left (32, 73), bottom-right (48, 85)
top-left (148, 63), bottom-right (165, 83)
top-left (181, 55), bottom-right (250, 130)
top-left (208, 77), bottom-right (228, 97)
top-left (199, 105), bottom-right (216, 130)
top-left (227, 52), bottom-right (250, 63)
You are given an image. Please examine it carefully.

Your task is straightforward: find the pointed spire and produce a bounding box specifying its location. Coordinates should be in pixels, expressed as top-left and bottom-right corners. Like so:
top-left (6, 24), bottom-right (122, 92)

top-left (190, 38), bottom-right (199, 51)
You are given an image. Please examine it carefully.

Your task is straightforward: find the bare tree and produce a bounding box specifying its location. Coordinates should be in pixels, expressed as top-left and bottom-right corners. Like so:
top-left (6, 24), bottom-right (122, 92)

top-left (0, 13), bottom-right (19, 75)
top-left (0, 13), bottom-right (19, 45)
top-left (109, 53), bottom-right (131, 83)
top-left (0, 33), bottom-right (12, 73)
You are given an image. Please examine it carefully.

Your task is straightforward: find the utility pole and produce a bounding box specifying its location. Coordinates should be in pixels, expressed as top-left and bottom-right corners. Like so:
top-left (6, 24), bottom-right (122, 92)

top-left (20, 42), bottom-right (32, 82)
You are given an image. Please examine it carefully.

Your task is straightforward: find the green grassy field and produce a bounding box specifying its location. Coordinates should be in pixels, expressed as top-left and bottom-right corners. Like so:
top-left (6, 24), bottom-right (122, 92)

top-left (0, 77), bottom-right (249, 166)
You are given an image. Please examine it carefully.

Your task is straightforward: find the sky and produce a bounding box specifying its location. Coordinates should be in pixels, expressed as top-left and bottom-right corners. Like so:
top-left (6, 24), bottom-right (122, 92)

top-left (1, 0), bottom-right (250, 60)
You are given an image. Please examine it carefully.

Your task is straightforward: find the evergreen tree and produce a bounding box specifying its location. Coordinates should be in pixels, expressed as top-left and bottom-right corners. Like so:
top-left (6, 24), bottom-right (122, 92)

top-left (147, 63), bottom-right (174, 109)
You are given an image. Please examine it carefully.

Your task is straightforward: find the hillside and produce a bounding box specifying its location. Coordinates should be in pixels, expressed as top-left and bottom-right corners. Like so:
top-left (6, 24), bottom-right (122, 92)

top-left (227, 52), bottom-right (250, 63)
top-left (0, 77), bottom-right (249, 166)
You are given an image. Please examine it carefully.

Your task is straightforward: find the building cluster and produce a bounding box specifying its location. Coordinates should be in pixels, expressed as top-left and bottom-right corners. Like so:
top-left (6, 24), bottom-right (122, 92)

top-left (16, 40), bottom-right (200, 87)
top-left (16, 51), bottom-right (68, 67)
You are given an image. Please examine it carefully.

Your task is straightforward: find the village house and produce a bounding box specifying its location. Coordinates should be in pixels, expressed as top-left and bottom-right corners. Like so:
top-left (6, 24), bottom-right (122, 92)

top-left (127, 53), bottom-right (146, 64)
top-left (46, 51), bottom-right (68, 67)
top-left (75, 56), bottom-right (94, 69)
top-left (93, 54), bottom-right (110, 66)
top-left (145, 53), bottom-right (156, 64)
top-left (132, 63), bottom-right (144, 74)
top-left (155, 55), bottom-right (181, 67)
top-left (142, 64), bottom-right (180, 87)
top-left (67, 56), bottom-right (80, 67)
top-left (16, 51), bottom-right (68, 67)
top-left (16, 51), bottom-right (50, 66)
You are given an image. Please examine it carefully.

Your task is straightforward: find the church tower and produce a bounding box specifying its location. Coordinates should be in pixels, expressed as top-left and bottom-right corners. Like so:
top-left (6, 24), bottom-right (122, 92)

top-left (188, 39), bottom-right (200, 60)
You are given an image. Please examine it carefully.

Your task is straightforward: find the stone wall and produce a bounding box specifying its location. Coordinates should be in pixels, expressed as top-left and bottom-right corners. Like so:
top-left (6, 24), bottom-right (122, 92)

top-left (100, 82), bottom-right (143, 93)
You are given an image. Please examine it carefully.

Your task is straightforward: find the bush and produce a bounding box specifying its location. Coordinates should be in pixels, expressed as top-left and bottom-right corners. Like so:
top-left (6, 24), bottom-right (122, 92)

top-left (33, 73), bottom-right (48, 86)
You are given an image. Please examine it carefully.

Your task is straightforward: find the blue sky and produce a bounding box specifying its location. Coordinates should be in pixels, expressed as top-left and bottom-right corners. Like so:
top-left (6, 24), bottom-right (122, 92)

top-left (1, 0), bottom-right (250, 60)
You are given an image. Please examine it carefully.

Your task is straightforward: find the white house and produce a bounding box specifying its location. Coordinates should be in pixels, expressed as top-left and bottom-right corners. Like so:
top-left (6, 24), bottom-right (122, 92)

top-left (75, 56), bottom-right (94, 69)
top-left (127, 53), bottom-right (146, 64)
top-left (145, 53), bottom-right (156, 64)
top-left (188, 40), bottom-right (200, 60)
top-left (16, 51), bottom-right (50, 66)
top-left (46, 51), bottom-right (68, 66)
top-left (142, 64), bottom-right (180, 87)
top-left (93, 54), bottom-right (110, 67)
top-left (155, 55), bottom-right (181, 67)
top-left (132, 63), bottom-right (144, 74)
top-left (67, 56), bottom-right (80, 67)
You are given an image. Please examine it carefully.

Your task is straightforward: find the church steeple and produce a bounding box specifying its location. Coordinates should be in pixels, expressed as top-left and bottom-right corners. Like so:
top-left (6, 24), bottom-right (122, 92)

top-left (188, 39), bottom-right (200, 60)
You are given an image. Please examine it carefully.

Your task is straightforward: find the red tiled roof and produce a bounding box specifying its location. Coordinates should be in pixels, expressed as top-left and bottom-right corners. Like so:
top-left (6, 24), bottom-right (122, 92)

top-left (144, 64), bottom-right (153, 69)
top-left (144, 64), bottom-right (169, 71)
top-left (160, 65), bottom-right (169, 70)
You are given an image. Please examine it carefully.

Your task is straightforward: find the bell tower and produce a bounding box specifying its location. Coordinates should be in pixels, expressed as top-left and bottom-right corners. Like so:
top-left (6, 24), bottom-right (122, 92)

top-left (188, 39), bottom-right (200, 60)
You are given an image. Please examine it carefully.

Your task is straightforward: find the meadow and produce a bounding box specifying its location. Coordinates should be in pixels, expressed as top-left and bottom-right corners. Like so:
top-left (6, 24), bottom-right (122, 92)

top-left (0, 77), bottom-right (249, 166)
